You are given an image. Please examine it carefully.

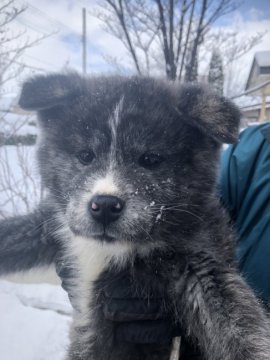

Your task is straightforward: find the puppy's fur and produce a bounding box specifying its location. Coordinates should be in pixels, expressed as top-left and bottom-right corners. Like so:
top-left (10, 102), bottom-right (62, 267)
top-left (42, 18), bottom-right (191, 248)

top-left (8, 73), bottom-right (270, 359)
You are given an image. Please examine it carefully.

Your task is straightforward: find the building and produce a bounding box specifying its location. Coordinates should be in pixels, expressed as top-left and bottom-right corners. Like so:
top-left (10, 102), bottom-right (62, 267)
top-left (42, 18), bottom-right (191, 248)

top-left (245, 51), bottom-right (270, 122)
top-left (241, 101), bottom-right (270, 124)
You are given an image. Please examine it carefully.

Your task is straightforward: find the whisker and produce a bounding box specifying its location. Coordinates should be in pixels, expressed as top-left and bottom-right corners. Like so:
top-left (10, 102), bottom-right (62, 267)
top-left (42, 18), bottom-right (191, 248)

top-left (168, 209), bottom-right (205, 222)
top-left (136, 223), bottom-right (155, 243)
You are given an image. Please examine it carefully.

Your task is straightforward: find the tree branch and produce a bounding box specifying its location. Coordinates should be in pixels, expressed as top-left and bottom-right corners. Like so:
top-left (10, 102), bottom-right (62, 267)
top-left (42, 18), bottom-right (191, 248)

top-left (106, 0), bottom-right (142, 74)
top-left (178, 0), bottom-right (196, 80)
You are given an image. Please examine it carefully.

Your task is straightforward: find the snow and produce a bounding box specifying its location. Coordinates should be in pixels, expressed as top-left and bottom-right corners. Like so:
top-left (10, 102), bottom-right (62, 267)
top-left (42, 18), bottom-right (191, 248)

top-left (1, 111), bottom-right (37, 136)
top-left (155, 205), bottom-right (165, 223)
top-left (0, 280), bottom-right (72, 360)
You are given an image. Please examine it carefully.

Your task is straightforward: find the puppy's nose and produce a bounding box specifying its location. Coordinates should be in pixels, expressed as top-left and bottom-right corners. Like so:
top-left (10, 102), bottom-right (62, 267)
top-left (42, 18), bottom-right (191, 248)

top-left (89, 195), bottom-right (125, 226)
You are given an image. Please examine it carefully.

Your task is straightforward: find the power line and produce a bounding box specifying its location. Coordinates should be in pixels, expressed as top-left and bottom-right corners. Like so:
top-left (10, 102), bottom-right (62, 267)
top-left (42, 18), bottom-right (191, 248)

top-left (23, 54), bottom-right (56, 70)
top-left (7, 1), bottom-right (93, 73)
top-left (17, 0), bottom-right (81, 36)
top-left (13, 60), bottom-right (47, 72)
top-left (10, 2), bottom-right (81, 72)
top-left (14, 17), bottom-right (52, 36)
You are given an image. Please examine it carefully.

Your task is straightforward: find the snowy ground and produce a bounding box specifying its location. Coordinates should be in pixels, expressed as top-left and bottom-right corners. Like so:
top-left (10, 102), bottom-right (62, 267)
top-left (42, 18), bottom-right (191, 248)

top-left (0, 280), bottom-right (72, 360)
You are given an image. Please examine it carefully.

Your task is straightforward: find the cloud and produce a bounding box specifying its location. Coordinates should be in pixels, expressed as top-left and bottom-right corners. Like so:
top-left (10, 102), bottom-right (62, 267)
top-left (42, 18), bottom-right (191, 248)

top-left (248, 7), bottom-right (265, 21)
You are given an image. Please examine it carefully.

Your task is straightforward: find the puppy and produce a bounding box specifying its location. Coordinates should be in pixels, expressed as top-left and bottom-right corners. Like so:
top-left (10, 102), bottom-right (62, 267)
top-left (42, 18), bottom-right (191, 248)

top-left (17, 73), bottom-right (270, 360)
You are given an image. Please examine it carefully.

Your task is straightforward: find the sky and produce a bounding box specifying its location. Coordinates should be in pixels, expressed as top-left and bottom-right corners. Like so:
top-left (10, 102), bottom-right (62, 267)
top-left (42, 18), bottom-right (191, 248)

top-left (3, 0), bottom-right (270, 102)
top-left (238, 0), bottom-right (270, 21)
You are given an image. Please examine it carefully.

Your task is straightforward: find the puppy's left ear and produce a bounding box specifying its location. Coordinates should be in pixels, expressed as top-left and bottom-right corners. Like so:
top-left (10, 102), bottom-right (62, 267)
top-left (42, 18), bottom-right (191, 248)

top-left (18, 72), bottom-right (83, 111)
top-left (176, 84), bottom-right (240, 144)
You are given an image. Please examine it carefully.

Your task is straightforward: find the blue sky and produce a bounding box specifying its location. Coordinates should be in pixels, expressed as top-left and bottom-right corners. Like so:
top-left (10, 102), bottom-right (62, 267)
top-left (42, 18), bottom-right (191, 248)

top-left (240, 0), bottom-right (270, 20)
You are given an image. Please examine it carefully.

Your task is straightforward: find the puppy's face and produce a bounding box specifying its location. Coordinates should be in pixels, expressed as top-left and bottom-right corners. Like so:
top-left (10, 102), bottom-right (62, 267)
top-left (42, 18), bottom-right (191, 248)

top-left (19, 74), bottom-right (240, 247)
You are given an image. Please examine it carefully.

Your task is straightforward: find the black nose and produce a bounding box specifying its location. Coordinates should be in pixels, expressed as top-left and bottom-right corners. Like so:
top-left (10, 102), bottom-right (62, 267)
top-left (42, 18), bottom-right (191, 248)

top-left (89, 195), bottom-right (125, 226)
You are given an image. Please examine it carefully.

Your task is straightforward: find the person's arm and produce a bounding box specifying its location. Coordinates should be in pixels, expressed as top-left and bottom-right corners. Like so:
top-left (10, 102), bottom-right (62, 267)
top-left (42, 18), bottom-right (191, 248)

top-left (219, 123), bottom-right (270, 303)
top-left (0, 204), bottom-right (58, 275)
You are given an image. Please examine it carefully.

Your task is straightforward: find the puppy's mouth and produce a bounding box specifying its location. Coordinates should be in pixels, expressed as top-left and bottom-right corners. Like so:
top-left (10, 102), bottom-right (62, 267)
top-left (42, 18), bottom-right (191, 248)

top-left (68, 222), bottom-right (117, 242)
top-left (92, 232), bottom-right (116, 243)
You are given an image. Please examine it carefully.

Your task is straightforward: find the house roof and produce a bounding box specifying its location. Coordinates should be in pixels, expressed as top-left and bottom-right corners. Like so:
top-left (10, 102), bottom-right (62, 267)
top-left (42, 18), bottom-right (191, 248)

top-left (245, 51), bottom-right (270, 92)
top-left (255, 51), bottom-right (270, 67)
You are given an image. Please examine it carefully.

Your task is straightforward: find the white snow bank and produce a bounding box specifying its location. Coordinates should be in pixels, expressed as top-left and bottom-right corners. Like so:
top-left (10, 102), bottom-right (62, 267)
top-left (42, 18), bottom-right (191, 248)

top-left (0, 280), bottom-right (72, 360)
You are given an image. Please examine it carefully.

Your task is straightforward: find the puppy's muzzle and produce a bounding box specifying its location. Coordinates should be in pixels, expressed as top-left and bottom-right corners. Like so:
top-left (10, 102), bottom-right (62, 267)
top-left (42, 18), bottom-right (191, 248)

top-left (89, 195), bottom-right (125, 226)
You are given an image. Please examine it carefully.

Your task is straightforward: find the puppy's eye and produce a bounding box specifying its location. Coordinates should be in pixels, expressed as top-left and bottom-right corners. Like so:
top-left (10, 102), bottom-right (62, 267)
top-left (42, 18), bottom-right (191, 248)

top-left (138, 152), bottom-right (164, 168)
top-left (77, 150), bottom-right (95, 165)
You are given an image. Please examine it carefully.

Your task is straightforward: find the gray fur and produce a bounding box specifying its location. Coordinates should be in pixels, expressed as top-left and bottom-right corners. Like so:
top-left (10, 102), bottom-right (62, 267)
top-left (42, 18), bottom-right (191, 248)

top-left (1, 73), bottom-right (270, 360)
top-left (0, 202), bottom-right (58, 275)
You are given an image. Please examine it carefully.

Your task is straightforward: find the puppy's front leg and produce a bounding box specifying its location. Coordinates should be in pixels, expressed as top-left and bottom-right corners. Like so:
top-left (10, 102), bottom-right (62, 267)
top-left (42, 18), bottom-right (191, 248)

top-left (173, 254), bottom-right (270, 360)
top-left (68, 306), bottom-right (144, 360)
top-left (0, 204), bottom-right (58, 275)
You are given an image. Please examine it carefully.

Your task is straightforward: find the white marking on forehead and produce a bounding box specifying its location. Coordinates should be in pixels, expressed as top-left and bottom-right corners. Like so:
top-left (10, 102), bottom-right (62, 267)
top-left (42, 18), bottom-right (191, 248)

top-left (109, 96), bottom-right (124, 162)
top-left (91, 173), bottom-right (119, 195)
top-left (111, 95), bottom-right (124, 133)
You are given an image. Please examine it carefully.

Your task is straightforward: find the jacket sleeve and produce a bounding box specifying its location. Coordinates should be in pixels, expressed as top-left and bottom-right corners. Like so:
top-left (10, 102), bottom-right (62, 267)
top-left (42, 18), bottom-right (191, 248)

top-left (219, 123), bottom-right (270, 303)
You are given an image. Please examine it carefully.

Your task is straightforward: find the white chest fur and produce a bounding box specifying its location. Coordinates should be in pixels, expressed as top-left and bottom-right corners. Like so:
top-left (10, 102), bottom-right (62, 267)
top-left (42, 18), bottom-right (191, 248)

top-left (68, 236), bottom-right (133, 313)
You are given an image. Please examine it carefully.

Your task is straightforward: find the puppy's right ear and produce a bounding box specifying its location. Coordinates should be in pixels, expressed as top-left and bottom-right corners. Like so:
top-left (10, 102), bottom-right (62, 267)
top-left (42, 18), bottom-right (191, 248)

top-left (19, 73), bottom-right (83, 111)
top-left (176, 84), bottom-right (240, 144)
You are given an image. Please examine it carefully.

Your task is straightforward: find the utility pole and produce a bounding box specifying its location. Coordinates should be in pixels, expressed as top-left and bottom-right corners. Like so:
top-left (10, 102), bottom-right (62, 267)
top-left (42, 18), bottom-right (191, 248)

top-left (82, 7), bottom-right (87, 74)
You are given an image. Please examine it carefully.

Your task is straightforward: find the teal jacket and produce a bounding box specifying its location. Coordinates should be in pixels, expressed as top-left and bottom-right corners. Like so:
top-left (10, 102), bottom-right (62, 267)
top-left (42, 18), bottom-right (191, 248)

top-left (220, 123), bottom-right (270, 302)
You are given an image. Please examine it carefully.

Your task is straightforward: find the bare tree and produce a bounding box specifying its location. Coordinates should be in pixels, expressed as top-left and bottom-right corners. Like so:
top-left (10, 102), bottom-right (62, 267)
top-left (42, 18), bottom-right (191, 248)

top-left (208, 49), bottom-right (224, 95)
top-left (198, 28), bottom-right (265, 96)
top-left (0, 0), bottom-right (53, 91)
top-left (0, 0), bottom-right (52, 218)
top-left (93, 0), bottom-right (240, 81)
